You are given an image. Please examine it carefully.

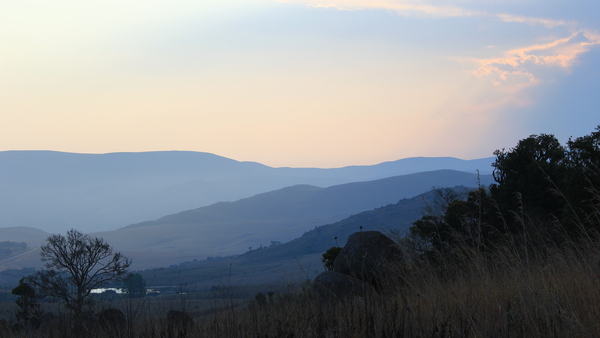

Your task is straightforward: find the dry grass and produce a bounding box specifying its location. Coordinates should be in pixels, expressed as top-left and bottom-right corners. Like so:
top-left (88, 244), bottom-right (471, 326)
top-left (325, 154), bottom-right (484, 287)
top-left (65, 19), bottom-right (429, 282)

top-left (3, 239), bottom-right (600, 337)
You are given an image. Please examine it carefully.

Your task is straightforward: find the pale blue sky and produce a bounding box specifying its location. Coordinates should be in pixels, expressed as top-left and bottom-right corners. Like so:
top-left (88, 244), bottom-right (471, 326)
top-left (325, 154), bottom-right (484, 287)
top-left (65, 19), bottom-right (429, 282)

top-left (1, 0), bottom-right (598, 167)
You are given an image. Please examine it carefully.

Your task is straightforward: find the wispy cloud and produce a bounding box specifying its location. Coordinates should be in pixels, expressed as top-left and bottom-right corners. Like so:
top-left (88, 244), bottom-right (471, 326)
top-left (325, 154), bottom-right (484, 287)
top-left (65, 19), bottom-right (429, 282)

top-left (282, 0), bottom-right (600, 103)
top-left (495, 14), bottom-right (570, 29)
top-left (471, 31), bottom-right (600, 89)
top-left (277, 0), bottom-right (483, 17)
top-left (278, 0), bottom-right (576, 26)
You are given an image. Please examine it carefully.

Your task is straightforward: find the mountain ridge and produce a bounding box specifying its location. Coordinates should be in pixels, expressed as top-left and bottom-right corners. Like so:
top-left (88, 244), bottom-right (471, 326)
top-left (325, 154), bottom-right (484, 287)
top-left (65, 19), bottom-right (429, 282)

top-left (0, 150), bottom-right (495, 233)
top-left (83, 169), bottom-right (494, 269)
top-left (139, 188), bottom-right (450, 288)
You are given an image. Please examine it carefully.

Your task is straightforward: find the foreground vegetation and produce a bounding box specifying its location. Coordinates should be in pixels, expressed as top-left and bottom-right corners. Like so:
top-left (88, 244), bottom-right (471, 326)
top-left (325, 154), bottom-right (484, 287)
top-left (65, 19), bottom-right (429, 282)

top-left (3, 238), bottom-right (600, 337)
top-left (2, 126), bottom-right (600, 337)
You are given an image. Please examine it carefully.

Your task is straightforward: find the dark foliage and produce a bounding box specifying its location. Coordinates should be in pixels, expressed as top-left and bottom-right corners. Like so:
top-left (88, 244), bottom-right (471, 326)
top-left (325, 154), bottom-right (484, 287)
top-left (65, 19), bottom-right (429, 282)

top-left (411, 125), bottom-right (600, 257)
top-left (411, 188), bottom-right (500, 256)
top-left (122, 272), bottom-right (147, 298)
top-left (12, 278), bottom-right (42, 327)
top-left (321, 246), bottom-right (342, 271)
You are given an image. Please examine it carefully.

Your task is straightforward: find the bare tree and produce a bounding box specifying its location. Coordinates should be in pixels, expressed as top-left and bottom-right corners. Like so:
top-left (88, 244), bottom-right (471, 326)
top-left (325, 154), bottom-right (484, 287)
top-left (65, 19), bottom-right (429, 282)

top-left (28, 229), bottom-right (130, 314)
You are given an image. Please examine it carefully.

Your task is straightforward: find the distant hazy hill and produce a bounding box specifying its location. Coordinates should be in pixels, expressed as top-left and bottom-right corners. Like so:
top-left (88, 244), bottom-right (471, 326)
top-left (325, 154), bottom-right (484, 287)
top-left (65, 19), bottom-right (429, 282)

top-left (0, 150), bottom-right (494, 233)
top-left (0, 227), bottom-right (49, 246)
top-left (0, 187), bottom-right (455, 288)
top-left (89, 170), bottom-right (493, 270)
top-left (0, 227), bottom-right (48, 271)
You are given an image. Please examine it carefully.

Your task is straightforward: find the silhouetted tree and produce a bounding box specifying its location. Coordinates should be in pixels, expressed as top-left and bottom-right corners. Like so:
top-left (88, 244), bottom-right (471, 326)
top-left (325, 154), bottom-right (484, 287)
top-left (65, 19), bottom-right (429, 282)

top-left (410, 126), bottom-right (600, 257)
top-left (411, 188), bottom-right (498, 255)
top-left (12, 278), bottom-right (42, 327)
top-left (564, 125), bottom-right (600, 232)
top-left (26, 229), bottom-right (130, 315)
top-left (121, 272), bottom-right (146, 298)
top-left (321, 246), bottom-right (342, 271)
top-left (491, 133), bottom-right (566, 223)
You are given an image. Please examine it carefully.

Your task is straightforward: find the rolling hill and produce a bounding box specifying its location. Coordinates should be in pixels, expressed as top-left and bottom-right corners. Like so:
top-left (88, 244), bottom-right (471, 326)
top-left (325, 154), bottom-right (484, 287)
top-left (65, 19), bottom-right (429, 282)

top-left (0, 151), bottom-right (494, 233)
top-left (0, 169), bottom-right (490, 285)
top-left (90, 170), bottom-right (493, 270)
top-left (139, 188), bottom-right (448, 289)
top-left (0, 165), bottom-right (494, 275)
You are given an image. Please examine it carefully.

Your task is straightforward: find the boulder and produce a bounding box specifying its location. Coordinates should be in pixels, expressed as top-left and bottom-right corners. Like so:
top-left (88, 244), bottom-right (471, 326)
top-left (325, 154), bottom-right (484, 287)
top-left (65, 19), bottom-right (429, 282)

top-left (97, 308), bottom-right (126, 332)
top-left (167, 310), bottom-right (192, 328)
top-left (333, 231), bottom-right (403, 289)
top-left (312, 271), bottom-right (376, 301)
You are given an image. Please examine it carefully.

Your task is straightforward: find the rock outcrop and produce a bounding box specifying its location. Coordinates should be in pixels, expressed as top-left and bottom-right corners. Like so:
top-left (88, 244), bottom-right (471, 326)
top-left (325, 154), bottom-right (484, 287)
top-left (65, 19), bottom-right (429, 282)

top-left (333, 231), bottom-right (403, 289)
top-left (313, 230), bottom-right (403, 300)
top-left (97, 308), bottom-right (126, 333)
top-left (167, 310), bottom-right (192, 329)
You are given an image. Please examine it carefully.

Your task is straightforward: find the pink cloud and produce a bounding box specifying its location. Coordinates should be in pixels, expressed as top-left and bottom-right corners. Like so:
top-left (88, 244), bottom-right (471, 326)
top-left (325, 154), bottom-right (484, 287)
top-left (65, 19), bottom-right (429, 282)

top-left (277, 0), bottom-right (483, 17)
top-left (471, 31), bottom-right (600, 89)
top-left (279, 0), bottom-right (600, 153)
top-left (283, 0), bottom-right (600, 84)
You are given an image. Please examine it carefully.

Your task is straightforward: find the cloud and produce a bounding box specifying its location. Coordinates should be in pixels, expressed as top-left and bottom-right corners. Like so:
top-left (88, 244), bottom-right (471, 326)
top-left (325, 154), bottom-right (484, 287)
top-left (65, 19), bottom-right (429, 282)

top-left (277, 0), bottom-right (483, 17)
top-left (471, 31), bottom-right (600, 90)
top-left (280, 0), bottom-right (600, 76)
top-left (279, 0), bottom-right (600, 155)
top-left (282, 0), bottom-right (600, 108)
top-left (495, 14), bottom-right (570, 29)
top-left (277, 0), bottom-right (576, 26)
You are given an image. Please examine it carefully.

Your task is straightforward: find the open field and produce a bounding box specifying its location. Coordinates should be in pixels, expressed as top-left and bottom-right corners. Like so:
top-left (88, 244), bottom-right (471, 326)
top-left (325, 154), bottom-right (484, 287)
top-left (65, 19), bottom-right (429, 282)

top-left (3, 238), bottom-right (600, 337)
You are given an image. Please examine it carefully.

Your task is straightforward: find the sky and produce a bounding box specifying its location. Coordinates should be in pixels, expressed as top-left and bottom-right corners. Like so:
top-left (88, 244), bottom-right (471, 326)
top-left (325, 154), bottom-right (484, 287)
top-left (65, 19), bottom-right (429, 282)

top-left (1, 0), bottom-right (599, 168)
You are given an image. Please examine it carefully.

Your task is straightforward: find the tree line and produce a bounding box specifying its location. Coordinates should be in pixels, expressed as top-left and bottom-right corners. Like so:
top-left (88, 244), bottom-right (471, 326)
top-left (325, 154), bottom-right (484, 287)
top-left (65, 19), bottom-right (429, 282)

top-left (410, 125), bottom-right (600, 259)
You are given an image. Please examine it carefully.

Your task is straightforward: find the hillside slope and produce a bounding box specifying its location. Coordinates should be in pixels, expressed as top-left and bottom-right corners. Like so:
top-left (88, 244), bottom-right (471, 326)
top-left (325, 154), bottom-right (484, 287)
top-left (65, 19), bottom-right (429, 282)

top-left (0, 151), bottom-right (494, 233)
top-left (93, 170), bottom-right (492, 269)
top-left (141, 188), bottom-right (447, 289)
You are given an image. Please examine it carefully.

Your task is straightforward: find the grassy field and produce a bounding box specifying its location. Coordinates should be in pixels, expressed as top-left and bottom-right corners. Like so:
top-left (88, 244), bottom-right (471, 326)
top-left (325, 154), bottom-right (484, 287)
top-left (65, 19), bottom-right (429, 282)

top-left (3, 237), bottom-right (600, 337)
